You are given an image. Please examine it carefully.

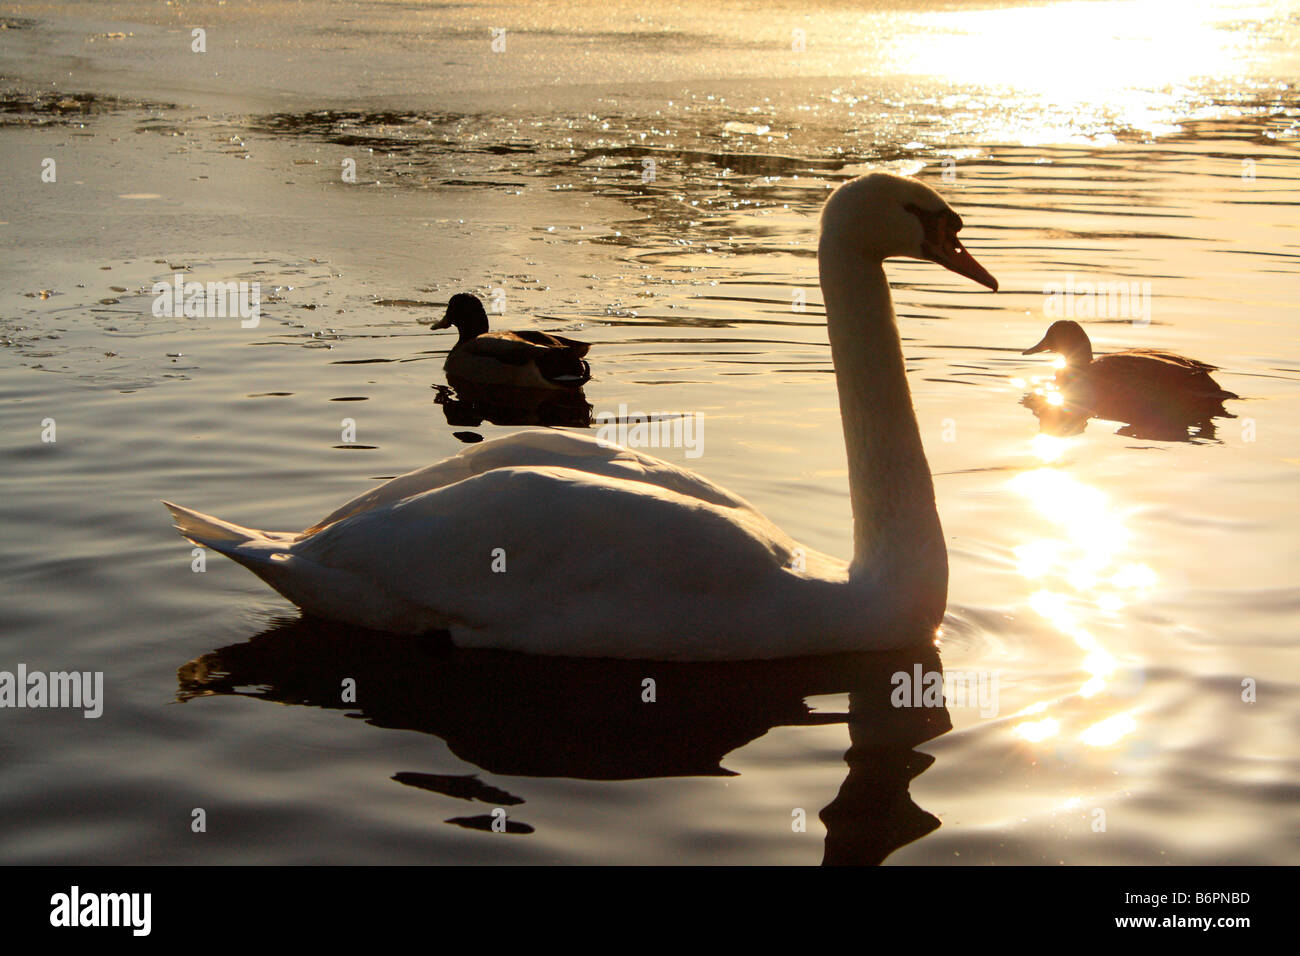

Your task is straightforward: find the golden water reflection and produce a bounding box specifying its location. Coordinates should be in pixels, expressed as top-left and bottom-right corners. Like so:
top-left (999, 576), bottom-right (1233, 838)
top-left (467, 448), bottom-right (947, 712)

top-left (894, 0), bottom-right (1279, 137)
top-left (1008, 438), bottom-right (1156, 748)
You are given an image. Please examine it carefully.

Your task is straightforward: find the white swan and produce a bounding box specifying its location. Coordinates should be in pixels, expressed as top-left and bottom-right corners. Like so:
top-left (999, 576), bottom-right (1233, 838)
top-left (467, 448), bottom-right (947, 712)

top-left (165, 173), bottom-right (997, 660)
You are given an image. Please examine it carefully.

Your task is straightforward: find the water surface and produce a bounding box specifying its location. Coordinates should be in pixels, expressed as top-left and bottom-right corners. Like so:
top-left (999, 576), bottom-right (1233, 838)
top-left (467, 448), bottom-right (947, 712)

top-left (1, 0), bottom-right (1298, 864)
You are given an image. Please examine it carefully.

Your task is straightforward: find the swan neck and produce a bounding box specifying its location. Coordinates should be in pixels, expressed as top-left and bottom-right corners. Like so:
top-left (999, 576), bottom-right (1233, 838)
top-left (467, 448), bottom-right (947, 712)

top-left (819, 243), bottom-right (947, 614)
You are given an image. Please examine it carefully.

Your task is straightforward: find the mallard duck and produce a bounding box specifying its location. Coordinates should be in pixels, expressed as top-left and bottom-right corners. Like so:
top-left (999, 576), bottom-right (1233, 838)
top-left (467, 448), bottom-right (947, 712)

top-left (1023, 319), bottom-right (1237, 421)
top-left (432, 293), bottom-right (590, 389)
top-left (165, 173), bottom-right (997, 660)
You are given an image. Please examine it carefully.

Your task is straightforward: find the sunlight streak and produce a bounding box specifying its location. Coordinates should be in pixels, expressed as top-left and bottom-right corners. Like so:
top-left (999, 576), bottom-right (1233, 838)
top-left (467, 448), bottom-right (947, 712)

top-left (1008, 459), bottom-right (1156, 752)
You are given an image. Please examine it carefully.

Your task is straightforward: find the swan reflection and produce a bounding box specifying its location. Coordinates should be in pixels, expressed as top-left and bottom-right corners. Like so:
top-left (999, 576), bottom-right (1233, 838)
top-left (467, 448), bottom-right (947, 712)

top-left (176, 621), bottom-right (951, 865)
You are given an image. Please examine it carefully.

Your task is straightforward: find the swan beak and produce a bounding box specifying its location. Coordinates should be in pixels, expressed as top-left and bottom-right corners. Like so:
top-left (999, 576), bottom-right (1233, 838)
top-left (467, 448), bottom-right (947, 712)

top-left (931, 237), bottom-right (998, 292)
top-left (1022, 334), bottom-right (1051, 355)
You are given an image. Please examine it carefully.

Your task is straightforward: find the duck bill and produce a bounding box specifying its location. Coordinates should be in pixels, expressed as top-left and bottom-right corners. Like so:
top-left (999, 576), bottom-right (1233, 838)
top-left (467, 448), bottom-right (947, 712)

top-left (432, 313), bottom-right (452, 330)
top-left (928, 238), bottom-right (998, 292)
top-left (1022, 334), bottom-right (1050, 355)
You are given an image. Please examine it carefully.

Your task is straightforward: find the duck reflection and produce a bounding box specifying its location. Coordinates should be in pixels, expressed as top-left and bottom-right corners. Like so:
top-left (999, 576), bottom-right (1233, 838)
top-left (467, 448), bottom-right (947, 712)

top-left (176, 618), bottom-right (951, 865)
top-left (434, 378), bottom-right (593, 430)
top-left (1019, 383), bottom-right (1229, 443)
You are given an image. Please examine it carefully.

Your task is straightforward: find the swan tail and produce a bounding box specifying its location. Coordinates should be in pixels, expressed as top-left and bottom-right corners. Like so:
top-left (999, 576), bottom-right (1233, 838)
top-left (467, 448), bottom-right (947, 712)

top-left (162, 500), bottom-right (297, 575)
top-left (165, 500), bottom-right (258, 544)
top-left (162, 501), bottom-right (420, 632)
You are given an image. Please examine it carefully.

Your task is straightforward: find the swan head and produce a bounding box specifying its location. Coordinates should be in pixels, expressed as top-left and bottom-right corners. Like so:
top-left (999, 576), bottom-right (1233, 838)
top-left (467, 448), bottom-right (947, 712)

top-left (1023, 320), bottom-right (1094, 365)
top-left (821, 173), bottom-right (997, 291)
top-left (433, 293), bottom-right (490, 339)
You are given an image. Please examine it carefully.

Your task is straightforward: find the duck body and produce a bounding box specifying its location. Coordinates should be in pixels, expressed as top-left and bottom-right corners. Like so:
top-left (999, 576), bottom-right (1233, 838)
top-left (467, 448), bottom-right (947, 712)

top-left (436, 294), bottom-right (590, 389)
top-left (167, 173), bottom-right (999, 660)
top-left (1024, 320), bottom-right (1236, 422)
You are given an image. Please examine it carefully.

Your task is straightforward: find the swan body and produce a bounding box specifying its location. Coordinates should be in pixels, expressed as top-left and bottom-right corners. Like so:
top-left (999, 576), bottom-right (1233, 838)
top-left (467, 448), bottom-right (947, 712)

top-left (435, 293), bottom-right (590, 389)
top-left (167, 430), bottom-right (855, 658)
top-left (1023, 319), bottom-right (1236, 420)
top-left (167, 173), bottom-right (998, 660)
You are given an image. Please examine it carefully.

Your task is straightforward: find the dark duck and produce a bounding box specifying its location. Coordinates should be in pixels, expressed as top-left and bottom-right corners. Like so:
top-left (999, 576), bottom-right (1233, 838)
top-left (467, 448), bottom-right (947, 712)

top-left (1022, 319), bottom-right (1237, 425)
top-left (433, 292), bottom-right (591, 390)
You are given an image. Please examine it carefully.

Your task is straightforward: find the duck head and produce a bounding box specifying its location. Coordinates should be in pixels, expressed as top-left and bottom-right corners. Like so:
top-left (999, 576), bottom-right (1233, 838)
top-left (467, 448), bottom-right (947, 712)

top-left (433, 293), bottom-right (491, 343)
top-left (1023, 320), bottom-right (1094, 366)
top-left (820, 173), bottom-right (998, 291)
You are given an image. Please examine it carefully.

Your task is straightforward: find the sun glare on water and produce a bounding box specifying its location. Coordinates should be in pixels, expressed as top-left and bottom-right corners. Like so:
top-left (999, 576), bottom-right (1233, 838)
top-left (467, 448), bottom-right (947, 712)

top-left (1007, 457), bottom-right (1158, 749)
top-left (891, 0), bottom-right (1284, 139)
top-left (898, 0), bottom-right (1267, 93)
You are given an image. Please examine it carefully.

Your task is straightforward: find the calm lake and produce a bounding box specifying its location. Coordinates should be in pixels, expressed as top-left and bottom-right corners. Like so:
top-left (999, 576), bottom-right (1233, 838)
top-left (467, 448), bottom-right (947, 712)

top-left (1, 0), bottom-right (1297, 864)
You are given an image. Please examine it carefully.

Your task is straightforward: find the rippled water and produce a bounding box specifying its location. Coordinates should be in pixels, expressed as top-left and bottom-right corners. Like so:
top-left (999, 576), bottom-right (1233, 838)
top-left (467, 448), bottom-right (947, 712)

top-left (1, 0), bottom-right (1298, 864)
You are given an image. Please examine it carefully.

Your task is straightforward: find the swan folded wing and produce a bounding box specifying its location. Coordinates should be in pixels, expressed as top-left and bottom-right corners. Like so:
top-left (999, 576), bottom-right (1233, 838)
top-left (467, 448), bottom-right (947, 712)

top-left (295, 465), bottom-right (804, 649)
top-left (302, 429), bottom-right (759, 535)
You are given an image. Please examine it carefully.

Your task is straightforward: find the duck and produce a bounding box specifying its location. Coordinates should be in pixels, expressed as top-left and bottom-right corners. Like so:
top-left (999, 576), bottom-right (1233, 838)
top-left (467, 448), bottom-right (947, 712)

top-left (1022, 319), bottom-right (1237, 422)
top-left (433, 292), bottom-right (591, 389)
top-left (163, 172), bottom-right (998, 661)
